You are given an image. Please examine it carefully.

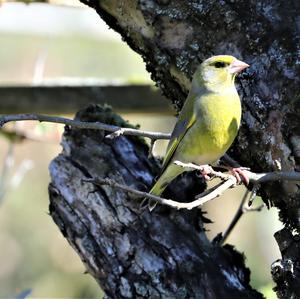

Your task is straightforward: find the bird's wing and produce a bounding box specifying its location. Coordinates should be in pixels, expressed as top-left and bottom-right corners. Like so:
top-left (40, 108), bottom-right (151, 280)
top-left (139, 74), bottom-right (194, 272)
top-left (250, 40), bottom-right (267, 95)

top-left (160, 94), bottom-right (197, 173)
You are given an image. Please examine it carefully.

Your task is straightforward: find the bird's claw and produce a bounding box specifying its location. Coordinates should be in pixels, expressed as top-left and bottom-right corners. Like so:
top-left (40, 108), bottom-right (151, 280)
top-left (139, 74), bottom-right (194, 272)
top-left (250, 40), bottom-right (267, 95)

top-left (229, 167), bottom-right (250, 185)
top-left (197, 164), bottom-right (214, 181)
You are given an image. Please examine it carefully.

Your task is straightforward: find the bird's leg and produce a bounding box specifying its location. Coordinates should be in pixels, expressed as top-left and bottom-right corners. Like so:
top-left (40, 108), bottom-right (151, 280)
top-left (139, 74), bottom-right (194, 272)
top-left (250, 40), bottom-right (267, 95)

top-left (174, 161), bottom-right (213, 180)
top-left (197, 164), bottom-right (214, 181)
top-left (222, 166), bottom-right (250, 185)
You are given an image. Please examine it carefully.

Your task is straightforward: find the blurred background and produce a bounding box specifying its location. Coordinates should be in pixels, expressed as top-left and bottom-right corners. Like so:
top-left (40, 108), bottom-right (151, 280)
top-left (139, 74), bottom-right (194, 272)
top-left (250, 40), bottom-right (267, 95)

top-left (0, 1), bottom-right (282, 298)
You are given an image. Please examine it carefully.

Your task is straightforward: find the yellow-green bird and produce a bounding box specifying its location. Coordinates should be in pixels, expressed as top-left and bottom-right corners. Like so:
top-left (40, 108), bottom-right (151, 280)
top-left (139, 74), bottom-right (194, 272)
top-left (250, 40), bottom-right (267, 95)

top-left (149, 55), bottom-right (249, 209)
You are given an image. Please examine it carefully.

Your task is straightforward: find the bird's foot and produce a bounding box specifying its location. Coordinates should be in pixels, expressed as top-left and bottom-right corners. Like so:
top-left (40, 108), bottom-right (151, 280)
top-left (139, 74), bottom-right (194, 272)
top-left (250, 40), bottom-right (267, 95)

top-left (173, 161), bottom-right (213, 180)
top-left (227, 167), bottom-right (250, 185)
top-left (197, 164), bottom-right (214, 181)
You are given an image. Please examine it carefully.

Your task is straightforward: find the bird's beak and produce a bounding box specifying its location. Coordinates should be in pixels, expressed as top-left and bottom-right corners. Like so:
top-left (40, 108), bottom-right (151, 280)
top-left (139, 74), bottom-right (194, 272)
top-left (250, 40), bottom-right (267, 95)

top-left (229, 59), bottom-right (249, 74)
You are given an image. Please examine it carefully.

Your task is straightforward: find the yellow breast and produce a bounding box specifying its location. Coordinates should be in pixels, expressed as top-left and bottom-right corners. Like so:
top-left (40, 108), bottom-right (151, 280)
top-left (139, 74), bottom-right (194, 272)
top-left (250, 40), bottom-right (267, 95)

top-left (174, 91), bottom-right (241, 165)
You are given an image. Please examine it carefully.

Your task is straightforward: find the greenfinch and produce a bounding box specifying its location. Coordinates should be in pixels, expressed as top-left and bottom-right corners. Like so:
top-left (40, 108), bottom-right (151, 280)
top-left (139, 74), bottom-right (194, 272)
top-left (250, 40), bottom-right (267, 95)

top-left (149, 55), bottom-right (249, 209)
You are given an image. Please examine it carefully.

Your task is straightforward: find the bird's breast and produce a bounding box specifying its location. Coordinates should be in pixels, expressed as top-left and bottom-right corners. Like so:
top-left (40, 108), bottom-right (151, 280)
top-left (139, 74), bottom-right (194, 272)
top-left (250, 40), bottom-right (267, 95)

top-left (175, 92), bottom-right (241, 165)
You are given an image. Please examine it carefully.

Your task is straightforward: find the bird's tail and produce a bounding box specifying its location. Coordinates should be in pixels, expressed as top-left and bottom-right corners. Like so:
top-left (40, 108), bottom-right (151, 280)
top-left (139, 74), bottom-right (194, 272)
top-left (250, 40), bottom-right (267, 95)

top-left (147, 164), bottom-right (184, 211)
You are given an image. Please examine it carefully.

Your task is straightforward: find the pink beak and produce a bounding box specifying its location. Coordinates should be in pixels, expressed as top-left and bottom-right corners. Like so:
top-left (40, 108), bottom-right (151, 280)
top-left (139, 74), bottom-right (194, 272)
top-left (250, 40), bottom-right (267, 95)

top-left (229, 59), bottom-right (249, 74)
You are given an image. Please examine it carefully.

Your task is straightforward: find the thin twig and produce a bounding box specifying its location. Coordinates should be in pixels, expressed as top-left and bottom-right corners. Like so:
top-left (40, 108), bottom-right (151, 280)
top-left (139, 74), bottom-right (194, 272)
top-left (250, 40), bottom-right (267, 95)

top-left (2, 113), bottom-right (300, 183)
top-left (0, 114), bottom-right (171, 141)
top-left (173, 161), bottom-right (300, 184)
top-left (174, 161), bottom-right (232, 181)
top-left (243, 204), bottom-right (265, 212)
top-left (83, 177), bottom-right (236, 210)
top-left (219, 186), bottom-right (265, 245)
top-left (83, 164), bottom-right (300, 211)
top-left (173, 161), bottom-right (300, 244)
top-left (195, 180), bottom-right (225, 199)
top-left (248, 183), bottom-right (260, 206)
top-left (219, 189), bottom-right (250, 245)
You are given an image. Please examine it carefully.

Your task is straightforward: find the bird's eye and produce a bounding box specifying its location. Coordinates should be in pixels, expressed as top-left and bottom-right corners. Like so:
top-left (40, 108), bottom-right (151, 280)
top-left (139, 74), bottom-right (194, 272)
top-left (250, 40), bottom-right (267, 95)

top-left (214, 61), bottom-right (226, 68)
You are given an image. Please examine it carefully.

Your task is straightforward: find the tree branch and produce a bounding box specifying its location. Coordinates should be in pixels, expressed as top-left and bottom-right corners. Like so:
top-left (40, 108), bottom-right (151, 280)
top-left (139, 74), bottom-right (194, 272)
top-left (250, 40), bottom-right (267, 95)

top-left (172, 161), bottom-right (300, 185)
top-left (2, 113), bottom-right (299, 187)
top-left (84, 164), bottom-right (300, 211)
top-left (0, 113), bottom-right (170, 141)
top-left (84, 176), bottom-right (237, 210)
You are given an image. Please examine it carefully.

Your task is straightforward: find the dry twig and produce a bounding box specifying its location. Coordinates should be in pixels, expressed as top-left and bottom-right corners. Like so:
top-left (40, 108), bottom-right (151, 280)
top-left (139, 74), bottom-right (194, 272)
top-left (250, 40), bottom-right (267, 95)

top-left (2, 113), bottom-right (300, 183)
top-left (83, 177), bottom-right (237, 210)
top-left (218, 188), bottom-right (265, 245)
top-left (0, 114), bottom-right (170, 141)
top-left (83, 162), bottom-right (300, 212)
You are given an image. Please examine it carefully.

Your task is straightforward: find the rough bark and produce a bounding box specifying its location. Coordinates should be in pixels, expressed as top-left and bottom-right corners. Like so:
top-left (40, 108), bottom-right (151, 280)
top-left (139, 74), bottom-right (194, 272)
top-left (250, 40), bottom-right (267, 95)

top-left (49, 105), bottom-right (262, 298)
top-left (49, 0), bottom-right (299, 298)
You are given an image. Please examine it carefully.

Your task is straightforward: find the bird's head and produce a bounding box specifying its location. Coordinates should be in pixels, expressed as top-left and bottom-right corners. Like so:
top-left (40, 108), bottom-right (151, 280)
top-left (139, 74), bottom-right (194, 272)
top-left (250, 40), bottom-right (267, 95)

top-left (192, 55), bottom-right (249, 92)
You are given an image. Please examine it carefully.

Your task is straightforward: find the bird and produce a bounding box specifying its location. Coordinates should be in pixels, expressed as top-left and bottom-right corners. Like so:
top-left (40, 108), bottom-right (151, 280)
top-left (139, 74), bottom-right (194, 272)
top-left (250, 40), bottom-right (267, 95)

top-left (148, 55), bottom-right (249, 210)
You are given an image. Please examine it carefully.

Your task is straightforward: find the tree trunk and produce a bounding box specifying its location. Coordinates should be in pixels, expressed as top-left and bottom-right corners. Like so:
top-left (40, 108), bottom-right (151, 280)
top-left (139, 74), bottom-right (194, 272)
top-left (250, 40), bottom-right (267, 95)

top-left (49, 105), bottom-right (262, 298)
top-left (49, 1), bottom-right (299, 298)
